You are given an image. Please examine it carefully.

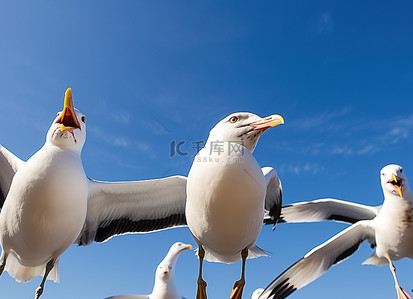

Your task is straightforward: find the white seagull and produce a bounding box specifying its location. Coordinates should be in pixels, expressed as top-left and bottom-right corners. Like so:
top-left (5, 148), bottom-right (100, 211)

top-left (106, 241), bottom-right (192, 299)
top-left (258, 164), bottom-right (413, 299)
top-left (251, 289), bottom-right (264, 299)
top-left (185, 112), bottom-right (284, 299)
top-left (0, 88), bottom-right (187, 298)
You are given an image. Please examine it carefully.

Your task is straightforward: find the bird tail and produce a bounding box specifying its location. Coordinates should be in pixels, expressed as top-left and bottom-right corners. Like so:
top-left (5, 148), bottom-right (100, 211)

top-left (362, 251), bottom-right (387, 266)
top-left (248, 245), bottom-right (270, 259)
top-left (198, 245), bottom-right (269, 264)
top-left (5, 252), bottom-right (59, 282)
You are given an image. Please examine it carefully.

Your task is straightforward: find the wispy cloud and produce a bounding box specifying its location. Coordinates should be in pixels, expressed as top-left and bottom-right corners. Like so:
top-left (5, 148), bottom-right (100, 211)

top-left (379, 115), bottom-right (413, 144)
top-left (307, 11), bottom-right (333, 37)
top-left (282, 110), bottom-right (413, 157)
top-left (278, 162), bottom-right (325, 175)
top-left (316, 12), bottom-right (333, 35)
top-left (89, 127), bottom-right (157, 158)
top-left (112, 112), bottom-right (131, 125)
top-left (290, 107), bottom-right (351, 130)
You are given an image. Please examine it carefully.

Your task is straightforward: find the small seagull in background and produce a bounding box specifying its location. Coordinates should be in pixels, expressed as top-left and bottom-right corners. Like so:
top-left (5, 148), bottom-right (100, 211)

top-left (106, 242), bottom-right (192, 299)
top-left (185, 112), bottom-right (284, 299)
top-left (0, 88), bottom-right (187, 298)
top-left (251, 289), bottom-right (264, 299)
top-left (259, 164), bottom-right (413, 299)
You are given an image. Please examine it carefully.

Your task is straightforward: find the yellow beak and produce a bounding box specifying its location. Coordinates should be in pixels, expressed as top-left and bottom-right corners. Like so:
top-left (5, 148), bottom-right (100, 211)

top-left (56, 88), bottom-right (80, 131)
top-left (392, 173), bottom-right (403, 198)
top-left (251, 114), bottom-right (284, 130)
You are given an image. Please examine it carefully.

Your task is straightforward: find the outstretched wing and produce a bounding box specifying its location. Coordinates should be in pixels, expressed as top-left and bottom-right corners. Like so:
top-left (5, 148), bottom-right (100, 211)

top-left (0, 145), bottom-right (24, 208)
top-left (76, 175), bottom-right (187, 246)
top-left (276, 198), bottom-right (380, 224)
top-left (258, 221), bottom-right (375, 299)
top-left (262, 167), bottom-right (282, 227)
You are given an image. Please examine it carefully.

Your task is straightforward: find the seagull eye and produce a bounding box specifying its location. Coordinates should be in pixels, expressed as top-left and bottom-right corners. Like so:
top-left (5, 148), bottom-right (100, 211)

top-left (81, 116), bottom-right (86, 123)
top-left (229, 116), bottom-right (239, 123)
top-left (381, 173), bottom-right (385, 176)
top-left (57, 112), bottom-right (61, 117)
top-left (400, 168), bottom-right (403, 173)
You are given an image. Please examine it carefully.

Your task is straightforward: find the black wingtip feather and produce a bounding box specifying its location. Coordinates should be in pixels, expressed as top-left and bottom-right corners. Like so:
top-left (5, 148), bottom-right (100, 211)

top-left (0, 188), bottom-right (5, 209)
top-left (327, 214), bottom-right (360, 224)
top-left (94, 213), bottom-right (187, 243)
top-left (267, 278), bottom-right (297, 299)
top-left (332, 240), bottom-right (362, 265)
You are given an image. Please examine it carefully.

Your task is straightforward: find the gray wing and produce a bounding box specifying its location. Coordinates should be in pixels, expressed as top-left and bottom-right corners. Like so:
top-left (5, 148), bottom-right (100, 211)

top-left (76, 175), bottom-right (187, 246)
top-left (258, 221), bottom-right (375, 299)
top-left (276, 198), bottom-right (380, 224)
top-left (0, 145), bottom-right (24, 208)
top-left (262, 167), bottom-right (282, 227)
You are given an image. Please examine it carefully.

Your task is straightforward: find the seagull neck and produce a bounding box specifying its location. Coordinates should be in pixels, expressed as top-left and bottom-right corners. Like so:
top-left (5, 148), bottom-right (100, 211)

top-left (151, 274), bottom-right (178, 298)
top-left (382, 190), bottom-right (413, 211)
top-left (44, 142), bottom-right (82, 156)
top-left (204, 138), bottom-right (251, 153)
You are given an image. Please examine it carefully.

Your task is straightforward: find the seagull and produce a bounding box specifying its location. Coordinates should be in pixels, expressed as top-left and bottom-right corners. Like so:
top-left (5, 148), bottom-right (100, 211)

top-left (0, 88), bottom-right (187, 298)
top-left (185, 112), bottom-right (284, 299)
top-left (106, 241), bottom-right (192, 299)
top-left (258, 164), bottom-right (413, 299)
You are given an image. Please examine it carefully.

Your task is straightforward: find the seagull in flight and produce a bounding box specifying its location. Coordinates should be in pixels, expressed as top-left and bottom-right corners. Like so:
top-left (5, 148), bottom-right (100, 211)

top-left (0, 88), bottom-right (187, 298)
top-left (259, 164), bottom-right (413, 299)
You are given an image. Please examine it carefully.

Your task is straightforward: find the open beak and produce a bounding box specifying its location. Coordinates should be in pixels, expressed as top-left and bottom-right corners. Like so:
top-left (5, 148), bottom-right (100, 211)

top-left (251, 114), bottom-right (284, 131)
top-left (55, 88), bottom-right (80, 131)
top-left (390, 173), bottom-right (403, 198)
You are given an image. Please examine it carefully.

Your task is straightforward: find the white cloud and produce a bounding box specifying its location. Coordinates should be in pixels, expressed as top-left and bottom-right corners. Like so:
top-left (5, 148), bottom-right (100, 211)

top-left (283, 110), bottom-right (413, 157)
top-left (89, 126), bottom-right (156, 157)
top-left (112, 112), bottom-right (131, 125)
top-left (356, 144), bottom-right (377, 155)
top-left (308, 11), bottom-right (333, 37)
top-left (112, 137), bottom-right (129, 148)
top-left (317, 12), bottom-right (333, 34)
top-left (278, 162), bottom-right (325, 175)
top-left (291, 107), bottom-right (351, 130)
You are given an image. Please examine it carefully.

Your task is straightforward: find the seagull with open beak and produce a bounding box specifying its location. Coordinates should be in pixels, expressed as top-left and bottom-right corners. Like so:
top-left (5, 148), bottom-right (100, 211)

top-left (0, 88), bottom-right (188, 298)
top-left (259, 164), bottom-right (413, 299)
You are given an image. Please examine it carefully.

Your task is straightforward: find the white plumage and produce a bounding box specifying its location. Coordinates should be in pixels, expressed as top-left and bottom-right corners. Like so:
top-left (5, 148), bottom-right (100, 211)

top-left (0, 89), bottom-right (187, 298)
top-left (106, 242), bottom-right (192, 299)
top-left (185, 112), bottom-right (284, 299)
top-left (259, 164), bottom-right (413, 299)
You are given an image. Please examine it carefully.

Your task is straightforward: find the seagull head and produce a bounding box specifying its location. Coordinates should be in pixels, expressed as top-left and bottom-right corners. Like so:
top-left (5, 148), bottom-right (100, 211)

top-left (46, 88), bottom-right (87, 151)
top-left (380, 164), bottom-right (409, 198)
top-left (208, 112), bottom-right (284, 152)
top-left (155, 242), bottom-right (192, 281)
top-left (251, 288), bottom-right (264, 299)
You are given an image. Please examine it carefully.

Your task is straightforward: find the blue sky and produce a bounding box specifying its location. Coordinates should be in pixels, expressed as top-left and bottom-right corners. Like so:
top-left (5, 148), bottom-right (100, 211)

top-left (1, 1), bottom-right (413, 298)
